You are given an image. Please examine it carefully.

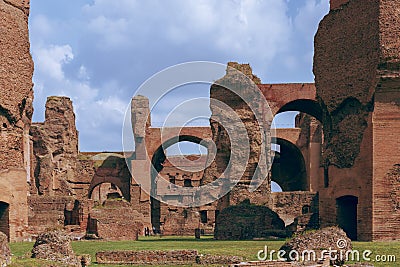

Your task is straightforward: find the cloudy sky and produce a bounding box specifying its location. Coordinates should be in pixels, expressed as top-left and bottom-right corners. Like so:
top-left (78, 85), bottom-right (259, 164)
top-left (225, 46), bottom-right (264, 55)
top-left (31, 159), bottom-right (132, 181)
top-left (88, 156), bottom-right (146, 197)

top-left (28, 0), bottom-right (329, 152)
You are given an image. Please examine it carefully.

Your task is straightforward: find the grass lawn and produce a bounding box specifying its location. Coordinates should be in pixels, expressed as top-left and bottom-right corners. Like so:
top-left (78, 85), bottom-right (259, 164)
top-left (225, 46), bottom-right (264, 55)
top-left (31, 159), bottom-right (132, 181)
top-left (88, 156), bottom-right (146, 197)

top-left (8, 236), bottom-right (400, 267)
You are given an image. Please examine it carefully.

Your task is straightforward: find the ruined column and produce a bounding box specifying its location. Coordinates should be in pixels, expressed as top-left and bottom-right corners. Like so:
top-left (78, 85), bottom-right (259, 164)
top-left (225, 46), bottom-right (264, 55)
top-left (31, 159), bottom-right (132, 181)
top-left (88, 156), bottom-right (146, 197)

top-left (201, 63), bottom-right (273, 207)
top-left (131, 96), bottom-right (151, 160)
top-left (130, 96), bottom-right (152, 228)
top-left (308, 119), bottom-right (322, 192)
top-left (30, 97), bottom-right (79, 196)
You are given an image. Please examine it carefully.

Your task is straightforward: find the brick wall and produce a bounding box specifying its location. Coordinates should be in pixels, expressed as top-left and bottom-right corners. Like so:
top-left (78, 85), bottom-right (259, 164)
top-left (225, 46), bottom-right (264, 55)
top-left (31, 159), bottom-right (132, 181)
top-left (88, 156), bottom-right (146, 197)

top-left (271, 192), bottom-right (319, 231)
top-left (96, 250), bottom-right (198, 265)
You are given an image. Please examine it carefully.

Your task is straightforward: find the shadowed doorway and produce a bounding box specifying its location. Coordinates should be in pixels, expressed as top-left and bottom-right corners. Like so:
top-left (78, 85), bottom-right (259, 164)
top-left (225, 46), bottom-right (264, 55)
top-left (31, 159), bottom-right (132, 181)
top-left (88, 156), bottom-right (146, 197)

top-left (336, 195), bottom-right (358, 240)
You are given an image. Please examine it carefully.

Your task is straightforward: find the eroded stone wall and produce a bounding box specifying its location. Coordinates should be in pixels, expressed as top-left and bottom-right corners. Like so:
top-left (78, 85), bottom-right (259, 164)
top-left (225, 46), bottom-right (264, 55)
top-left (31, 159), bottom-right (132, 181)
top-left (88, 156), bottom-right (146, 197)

top-left (314, 0), bottom-right (400, 240)
top-left (88, 199), bottom-right (144, 240)
top-left (96, 250), bottom-right (198, 265)
top-left (31, 97), bottom-right (78, 196)
top-left (0, 0), bottom-right (33, 241)
top-left (271, 192), bottom-right (319, 231)
top-left (202, 63), bottom-right (272, 207)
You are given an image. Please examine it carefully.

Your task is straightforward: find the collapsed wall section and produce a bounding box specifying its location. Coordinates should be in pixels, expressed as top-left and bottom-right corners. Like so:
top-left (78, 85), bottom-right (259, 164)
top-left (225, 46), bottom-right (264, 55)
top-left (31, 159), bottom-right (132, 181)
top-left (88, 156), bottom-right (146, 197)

top-left (201, 63), bottom-right (272, 207)
top-left (30, 97), bottom-right (79, 196)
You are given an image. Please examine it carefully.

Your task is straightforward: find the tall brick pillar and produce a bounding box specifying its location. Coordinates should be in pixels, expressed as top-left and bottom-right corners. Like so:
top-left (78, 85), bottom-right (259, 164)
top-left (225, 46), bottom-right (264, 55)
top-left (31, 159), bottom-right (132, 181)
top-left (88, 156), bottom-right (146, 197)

top-left (314, 0), bottom-right (400, 241)
top-left (0, 0), bottom-right (33, 241)
top-left (130, 96), bottom-right (152, 228)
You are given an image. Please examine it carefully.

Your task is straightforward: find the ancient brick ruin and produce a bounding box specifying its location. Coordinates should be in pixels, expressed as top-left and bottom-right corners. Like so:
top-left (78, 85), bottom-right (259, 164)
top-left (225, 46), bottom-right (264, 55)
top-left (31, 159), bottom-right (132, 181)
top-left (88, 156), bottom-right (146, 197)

top-left (0, 0), bottom-right (33, 242)
top-left (0, 0), bottom-right (399, 243)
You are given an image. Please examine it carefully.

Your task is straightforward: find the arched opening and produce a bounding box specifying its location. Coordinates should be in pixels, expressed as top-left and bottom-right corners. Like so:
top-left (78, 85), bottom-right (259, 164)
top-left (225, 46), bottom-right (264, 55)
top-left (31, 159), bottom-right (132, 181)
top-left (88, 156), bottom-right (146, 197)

top-left (272, 99), bottom-right (324, 192)
top-left (271, 138), bottom-right (307, 191)
top-left (150, 135), bottom-right (208, 232)
top-left (271, 181), bottom-right (283, 192)
top-left (165, 141), bottom-right (207, 156)
top-left (336, 195), bottom-right (358, 240)
top-left (276, 99), bottom-right (323, 123)
top-left (87, 155), bottom-right (132, 202)
top-left (90, 183), bottom-right (124, 205)
top-left (0, 202), bottom-right (10, 239)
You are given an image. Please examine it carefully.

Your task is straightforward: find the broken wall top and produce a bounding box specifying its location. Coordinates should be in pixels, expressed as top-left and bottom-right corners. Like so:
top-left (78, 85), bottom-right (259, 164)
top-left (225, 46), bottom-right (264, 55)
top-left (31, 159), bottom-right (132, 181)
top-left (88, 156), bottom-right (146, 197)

top-left (314, 0), bottom-right (400, 167)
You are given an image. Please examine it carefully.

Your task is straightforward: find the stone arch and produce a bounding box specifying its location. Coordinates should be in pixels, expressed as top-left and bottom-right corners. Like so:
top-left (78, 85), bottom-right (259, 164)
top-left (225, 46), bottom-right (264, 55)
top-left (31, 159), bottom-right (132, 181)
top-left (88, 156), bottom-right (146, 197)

top-left (89, 182), bottom-right (125, 204)
top-left (150, 135), bottom-right (209, 231)
top-left (271, 138), bottom-right (308, 191)
top-left (88, 155), bottom-right (131, 201)
top-left (89, 178), bottom-right (129, 201)
top-left (276, 99), bottom-right (323, 122)
top-left (272, 98), bottom-right (324, 193)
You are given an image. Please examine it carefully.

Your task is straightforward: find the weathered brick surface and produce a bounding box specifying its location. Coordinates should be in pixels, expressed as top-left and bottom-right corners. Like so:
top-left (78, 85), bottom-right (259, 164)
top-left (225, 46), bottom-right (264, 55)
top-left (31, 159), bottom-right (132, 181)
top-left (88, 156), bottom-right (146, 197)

top-left (0, 231), bottom-right (11, 266)
top-left (0, 0), bottom-right (33, 241)
top-left (30, 97), bottom-right (79, 196)
top-left (271, 192), bottom-right (319, 231)
top-left (31, 230), bottom-right (81, 267)
top-left (314, 0), bottom-right (378, 168)
top-left (96, 249), bottom-right (198, 265)
top-left (372, 81), bottom-right (400, 240)
top-left (214, 201), bottom-right (287, 240)
top-left (314, 0), bottom-right (400, 241)
top-left (330, 0), bottom-right (350, 10)
top-left (28, 196), bottom-right (76, 235)
top-left (89, 199), bottom-right (144, 240)
top-left (280, 226), bottom-right (352, 266)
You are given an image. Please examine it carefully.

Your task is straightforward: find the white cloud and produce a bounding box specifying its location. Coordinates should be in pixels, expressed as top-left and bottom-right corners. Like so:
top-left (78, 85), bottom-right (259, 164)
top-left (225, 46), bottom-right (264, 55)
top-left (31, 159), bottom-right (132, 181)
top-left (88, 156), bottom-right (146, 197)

top-left (33, 44), bottom-right (74, 81)
top-left (29, 0), bottom-right (329, 151)
top-left (81, 0), bottom-right (292, 61)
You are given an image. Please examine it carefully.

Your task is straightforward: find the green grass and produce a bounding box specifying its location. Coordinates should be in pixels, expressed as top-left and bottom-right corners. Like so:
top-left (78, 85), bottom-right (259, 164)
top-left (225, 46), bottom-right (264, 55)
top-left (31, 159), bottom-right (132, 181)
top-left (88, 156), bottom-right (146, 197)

top-left (8, 236), bottom-right (400, 267)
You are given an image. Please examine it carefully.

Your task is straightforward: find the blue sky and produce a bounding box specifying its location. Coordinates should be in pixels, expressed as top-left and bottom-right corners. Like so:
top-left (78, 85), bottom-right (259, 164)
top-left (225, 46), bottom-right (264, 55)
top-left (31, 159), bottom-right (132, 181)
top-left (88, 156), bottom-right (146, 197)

top-left (28, 0), bottom-right (329, 152)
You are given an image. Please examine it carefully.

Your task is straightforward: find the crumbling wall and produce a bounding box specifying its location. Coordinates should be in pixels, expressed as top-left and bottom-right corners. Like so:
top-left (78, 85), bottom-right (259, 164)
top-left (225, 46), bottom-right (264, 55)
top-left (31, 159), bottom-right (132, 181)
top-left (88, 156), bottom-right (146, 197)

top-left (314, 0), bottom-right (378, 168)
top-left (0, 0), bottom-right (33, 170)
top-left (271, 192), bottom-right (319, 232)
top-left (28, 196), bottom-right (76, 235)
top-left (88, 199), bottom-right (144, 240)
top-left (31, 97), bottom-right (79, 195)
top-left (314, 0), bottom-right (400, 240)
top-left (201, 63), bottom-right (272, 206)
top-left (96, 250), bottom-right (198, 265)
top-left (214, 201), bottom-right (286, 240)
top-left (0, 0), bottom-right (33, 242)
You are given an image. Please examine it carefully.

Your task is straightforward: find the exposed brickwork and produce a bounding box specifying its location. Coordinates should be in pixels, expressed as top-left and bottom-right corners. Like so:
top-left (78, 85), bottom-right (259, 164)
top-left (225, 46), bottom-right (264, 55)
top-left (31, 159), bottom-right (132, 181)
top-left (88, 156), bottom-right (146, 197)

top-left (88, 199), bottom-right (144, 240)
top-left (0, 231), bottom-right (11, 266)
top-left (330, 0), bottom-right (350, 10)
top-left (96, 250), bottom-right (198, 265)
top-left (271, 192), bottom-right (319, 231)
top-left (31, 230), bottom-right (82, 267)
top-left (314, 0), bottom-right (379, 168)
top-left (214, 201), bottom-right (287, 240)
top-left (280, 226), bottom-right (352, 266)
top-left (314, 0), bottom-right (400, 241)
top-left (30, 97), bottom-right (79, 196)
top-left (1, 0), bottom-right (399, 243)
top-left (202, 63), bottom-right (272, 207)
top-left (0, 0), bottom-right (33, 242)
top-left (28, 196), bottom-right (76, 236)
